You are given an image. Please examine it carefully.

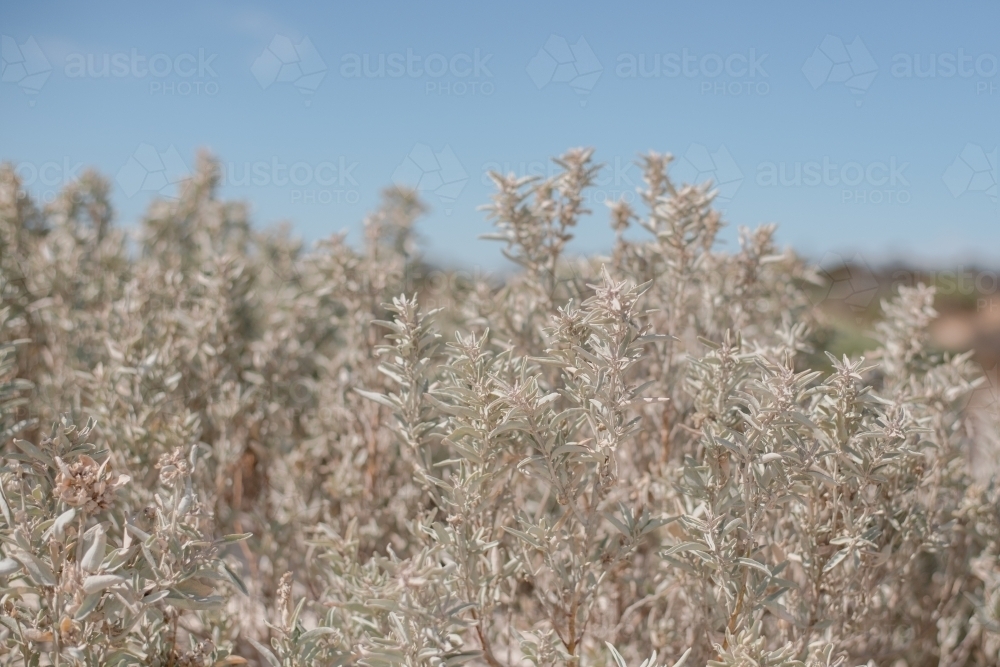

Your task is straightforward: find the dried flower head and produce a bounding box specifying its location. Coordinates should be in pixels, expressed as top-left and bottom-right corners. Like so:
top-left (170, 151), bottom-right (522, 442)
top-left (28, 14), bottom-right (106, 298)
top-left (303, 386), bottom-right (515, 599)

top-left (53, 455), bottom-right (130, 514)
top-left (155, 447), bottom-right (190, 486)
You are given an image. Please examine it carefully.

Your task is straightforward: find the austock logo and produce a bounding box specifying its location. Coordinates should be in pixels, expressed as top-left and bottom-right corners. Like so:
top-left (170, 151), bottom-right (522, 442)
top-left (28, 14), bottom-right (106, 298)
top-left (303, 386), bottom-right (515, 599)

top-left (252, 35), bottom-right (327, 103)
top-left (392, 144), bottom-right (468, 215)
top-left (616, 48), bottom-right (770, 97)
top-left (943, 144), bottom-right (998, 204)
top-left (671, 144), bottom-right (743, 203)
top-left (339, 47), bottom-right (494, 97)
top-left (480, 155), bottom-right (640, 204)
top-left (3, 158), bottom-right (85, 203)
top-left (802, 35), bottom-right (878, 106)
top-left (756, 157), bottom-right (911, 205)
top-left (1, 35), bottom-right (52, 103)
top-left (527, 35), bottom-right (603, 105)
top-left (116, 144), bottom-right (190, 199)
top-left (892, 50), bottom-right (999, 95)
top-left (811, 252), bottom-right (879, 312)
top-left (63, 47), bottom-right (219, 96)
top-left (222, 157), bottom-right (361, 206)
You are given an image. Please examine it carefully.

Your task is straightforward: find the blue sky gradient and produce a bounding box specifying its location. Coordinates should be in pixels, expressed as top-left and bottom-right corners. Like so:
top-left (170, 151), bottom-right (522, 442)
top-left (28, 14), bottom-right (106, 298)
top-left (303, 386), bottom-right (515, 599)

top-left (1, 0), bottom-right (998, 270)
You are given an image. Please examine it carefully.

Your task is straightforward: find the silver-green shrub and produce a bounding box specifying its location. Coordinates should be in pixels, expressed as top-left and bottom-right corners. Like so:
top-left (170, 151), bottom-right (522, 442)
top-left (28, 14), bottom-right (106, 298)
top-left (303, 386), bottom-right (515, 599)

top-left (0, 149), bottom-right (997, 667)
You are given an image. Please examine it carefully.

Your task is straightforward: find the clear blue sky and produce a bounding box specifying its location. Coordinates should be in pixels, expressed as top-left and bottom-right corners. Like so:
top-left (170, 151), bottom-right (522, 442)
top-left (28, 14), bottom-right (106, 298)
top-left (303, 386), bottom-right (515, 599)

top-left (2, 0), bottom-right (998, 270)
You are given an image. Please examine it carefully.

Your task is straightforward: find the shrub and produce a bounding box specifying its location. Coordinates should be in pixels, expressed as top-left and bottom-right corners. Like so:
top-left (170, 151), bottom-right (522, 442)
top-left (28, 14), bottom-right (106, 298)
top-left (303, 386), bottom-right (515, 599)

top-left (0, 149), bottom-right (997, 666)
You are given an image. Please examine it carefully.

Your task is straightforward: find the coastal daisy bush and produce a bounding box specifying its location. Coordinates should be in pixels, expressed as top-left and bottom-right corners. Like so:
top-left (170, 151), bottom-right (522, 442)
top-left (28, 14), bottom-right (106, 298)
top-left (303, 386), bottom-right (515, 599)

top-left (0, 148), bottom-right (998, 666)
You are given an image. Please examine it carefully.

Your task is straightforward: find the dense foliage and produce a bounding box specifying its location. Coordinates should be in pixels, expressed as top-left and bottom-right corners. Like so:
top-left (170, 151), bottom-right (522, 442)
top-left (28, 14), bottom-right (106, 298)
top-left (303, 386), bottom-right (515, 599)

top-left (1, 149), bottom-right (998, 667)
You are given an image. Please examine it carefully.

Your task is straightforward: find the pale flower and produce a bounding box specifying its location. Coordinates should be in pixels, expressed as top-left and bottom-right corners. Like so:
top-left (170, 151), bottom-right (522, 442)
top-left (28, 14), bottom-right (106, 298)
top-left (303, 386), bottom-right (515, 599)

top-left (53, 455), bottom-right (130, 514)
